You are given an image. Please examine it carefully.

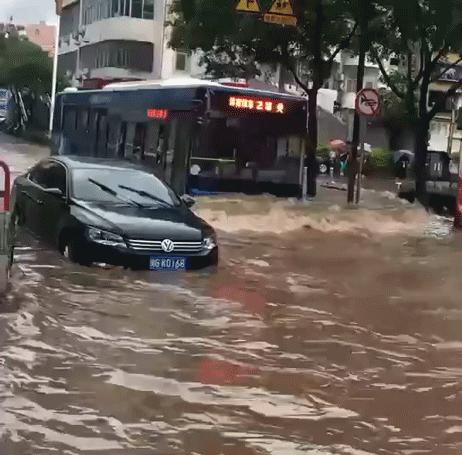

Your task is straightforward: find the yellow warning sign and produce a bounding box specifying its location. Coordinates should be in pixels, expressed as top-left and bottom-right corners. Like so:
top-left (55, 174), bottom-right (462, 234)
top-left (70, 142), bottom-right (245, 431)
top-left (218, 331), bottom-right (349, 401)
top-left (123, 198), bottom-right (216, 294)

top-left (236, 0), bottom-right (261, 13)
top-left (268, 0), bottom-right (294, 16)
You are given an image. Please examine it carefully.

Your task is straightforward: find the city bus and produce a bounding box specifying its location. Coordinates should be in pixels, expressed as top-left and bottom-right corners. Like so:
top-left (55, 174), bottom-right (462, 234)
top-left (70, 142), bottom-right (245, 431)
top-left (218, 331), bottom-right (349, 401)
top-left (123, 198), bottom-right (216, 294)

top-left (51, 79), bottom-right (308, 196)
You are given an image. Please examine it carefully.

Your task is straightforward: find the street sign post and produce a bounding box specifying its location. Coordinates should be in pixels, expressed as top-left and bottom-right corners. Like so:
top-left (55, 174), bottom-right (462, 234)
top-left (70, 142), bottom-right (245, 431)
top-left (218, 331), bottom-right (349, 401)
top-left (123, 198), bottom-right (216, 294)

top-left (354, 88), bottom-right (382, 203)
top-left (236, 0), bottom-right (262, 13)
top-left (263, 0), bottom-right (297, 26)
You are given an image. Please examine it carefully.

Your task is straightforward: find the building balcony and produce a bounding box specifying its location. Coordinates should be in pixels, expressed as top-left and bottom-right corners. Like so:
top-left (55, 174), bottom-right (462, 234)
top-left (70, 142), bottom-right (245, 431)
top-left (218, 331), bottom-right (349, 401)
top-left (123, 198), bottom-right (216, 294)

top-left (83, 16), bottom-right (160, 45)
top-left (342, 54), bottom-right (379, 68)
top-left (88, 67), bottom-right (152, 80)
top-left (59, 15), bottom-right (162, 55)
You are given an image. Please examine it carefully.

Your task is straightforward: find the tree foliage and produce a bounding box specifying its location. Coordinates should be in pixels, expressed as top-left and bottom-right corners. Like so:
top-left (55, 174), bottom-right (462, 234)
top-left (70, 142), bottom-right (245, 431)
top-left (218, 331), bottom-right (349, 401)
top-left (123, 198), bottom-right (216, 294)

top-left (170, 0), bottom-right (356, 90)
top-left (371, 0), bottom-right (462, 197)
top-left (0, 35), bottom-right (66, 94)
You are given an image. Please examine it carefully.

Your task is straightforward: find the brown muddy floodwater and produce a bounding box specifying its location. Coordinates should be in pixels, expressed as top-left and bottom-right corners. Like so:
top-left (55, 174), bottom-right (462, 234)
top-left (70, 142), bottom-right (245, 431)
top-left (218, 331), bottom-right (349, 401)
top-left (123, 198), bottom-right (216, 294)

top-left (1, 190), bottom-right (462, 455)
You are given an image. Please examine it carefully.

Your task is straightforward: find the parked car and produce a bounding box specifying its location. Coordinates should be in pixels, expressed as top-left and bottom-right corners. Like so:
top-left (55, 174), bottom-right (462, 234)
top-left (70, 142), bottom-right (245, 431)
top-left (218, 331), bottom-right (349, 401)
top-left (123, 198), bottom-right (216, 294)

top-left (11, 157), bottom-right (218, 270)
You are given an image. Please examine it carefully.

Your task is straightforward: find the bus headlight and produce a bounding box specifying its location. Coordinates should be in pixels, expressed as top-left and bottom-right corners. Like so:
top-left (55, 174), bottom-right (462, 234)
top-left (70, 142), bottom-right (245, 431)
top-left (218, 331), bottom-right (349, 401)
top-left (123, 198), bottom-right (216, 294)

top-left (87, 227), bottom-right (127, 248)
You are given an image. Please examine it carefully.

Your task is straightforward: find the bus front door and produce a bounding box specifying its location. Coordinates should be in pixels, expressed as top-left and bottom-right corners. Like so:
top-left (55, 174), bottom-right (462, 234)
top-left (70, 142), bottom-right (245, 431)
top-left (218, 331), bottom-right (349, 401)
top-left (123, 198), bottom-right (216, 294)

top-left (169, 119), bottom-right (194, 195)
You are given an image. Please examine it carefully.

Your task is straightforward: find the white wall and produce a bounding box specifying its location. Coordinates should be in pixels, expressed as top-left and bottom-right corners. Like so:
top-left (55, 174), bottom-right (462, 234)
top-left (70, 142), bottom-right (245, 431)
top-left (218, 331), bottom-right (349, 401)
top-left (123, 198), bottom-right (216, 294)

top-left (90, 67), bottom-right (152, 79)
top-left (317, 89), bottom-right (337, 113)
top-left (83, 16), bottom-right (159, 43)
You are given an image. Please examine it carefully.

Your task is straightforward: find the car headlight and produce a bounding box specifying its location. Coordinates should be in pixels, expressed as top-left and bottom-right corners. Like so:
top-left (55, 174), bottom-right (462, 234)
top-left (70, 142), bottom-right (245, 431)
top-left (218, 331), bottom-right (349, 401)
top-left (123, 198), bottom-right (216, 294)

top-left (87, 227), bottom-right (127, 248)
top-left (203, 235), bottom-right (217, 251)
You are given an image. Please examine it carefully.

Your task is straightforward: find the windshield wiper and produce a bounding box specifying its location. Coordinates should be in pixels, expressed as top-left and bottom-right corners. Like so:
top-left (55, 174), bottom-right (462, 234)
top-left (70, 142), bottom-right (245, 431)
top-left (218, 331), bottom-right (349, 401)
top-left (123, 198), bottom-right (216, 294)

top-left (88, 179), bottom-right (144, 208)
top-left (118, 184), bottom-right (174, 208)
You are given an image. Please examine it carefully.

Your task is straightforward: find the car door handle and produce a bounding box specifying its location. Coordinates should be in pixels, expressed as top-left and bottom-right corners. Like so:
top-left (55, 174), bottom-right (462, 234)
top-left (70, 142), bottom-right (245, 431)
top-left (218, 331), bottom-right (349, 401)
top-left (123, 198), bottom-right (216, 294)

top-left (22, 191), bottom-right (43, 205)
top-left (22, 190), bottom-right (34, 201)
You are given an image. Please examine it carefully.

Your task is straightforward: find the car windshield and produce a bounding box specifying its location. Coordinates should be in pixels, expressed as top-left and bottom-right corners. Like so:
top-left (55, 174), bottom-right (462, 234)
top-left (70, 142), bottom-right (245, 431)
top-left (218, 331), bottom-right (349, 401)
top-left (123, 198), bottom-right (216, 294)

top-left (71, 168), bottom-right (181, 207)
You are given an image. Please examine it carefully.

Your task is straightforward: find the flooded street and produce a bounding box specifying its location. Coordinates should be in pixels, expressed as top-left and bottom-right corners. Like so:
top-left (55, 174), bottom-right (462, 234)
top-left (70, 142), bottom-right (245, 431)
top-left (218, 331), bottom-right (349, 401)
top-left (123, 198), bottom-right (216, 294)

top-left (1, 135), bottom-right (462, 454)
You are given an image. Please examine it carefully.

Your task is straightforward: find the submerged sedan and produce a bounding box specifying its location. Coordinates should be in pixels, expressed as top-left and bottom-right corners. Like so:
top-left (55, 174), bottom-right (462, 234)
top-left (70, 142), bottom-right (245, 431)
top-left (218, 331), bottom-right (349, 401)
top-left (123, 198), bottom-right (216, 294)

top-left (11, 157), bottom-right (218, 270)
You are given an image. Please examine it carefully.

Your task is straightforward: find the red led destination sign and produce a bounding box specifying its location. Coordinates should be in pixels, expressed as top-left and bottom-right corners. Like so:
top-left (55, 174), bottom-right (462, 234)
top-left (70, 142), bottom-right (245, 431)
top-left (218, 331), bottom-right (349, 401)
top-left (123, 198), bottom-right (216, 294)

top-left (228, 96), bottom-right (286, 114)
top-left (147, 108), bottom-right (169, 120)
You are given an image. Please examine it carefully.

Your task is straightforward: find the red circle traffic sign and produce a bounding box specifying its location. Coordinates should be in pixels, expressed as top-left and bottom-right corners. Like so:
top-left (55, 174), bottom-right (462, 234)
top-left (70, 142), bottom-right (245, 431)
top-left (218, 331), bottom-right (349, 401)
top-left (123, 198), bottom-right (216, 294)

top-left (355, 88), bottom-right (381, 117)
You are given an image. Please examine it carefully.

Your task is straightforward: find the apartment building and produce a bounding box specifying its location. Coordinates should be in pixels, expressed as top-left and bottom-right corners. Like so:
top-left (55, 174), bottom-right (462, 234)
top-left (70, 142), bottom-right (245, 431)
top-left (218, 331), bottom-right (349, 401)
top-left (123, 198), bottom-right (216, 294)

top-left (24, 22), bottom-right (56, 57)
top-left (56, 0), bottom-right (204, 87)
top-left (426, 52), bottom-right (462, 154)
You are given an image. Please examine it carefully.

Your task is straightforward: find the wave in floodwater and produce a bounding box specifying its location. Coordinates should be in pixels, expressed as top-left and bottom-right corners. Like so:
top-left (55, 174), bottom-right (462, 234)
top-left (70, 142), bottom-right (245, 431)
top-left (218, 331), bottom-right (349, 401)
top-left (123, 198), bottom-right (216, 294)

top-left (195, 193), bottom-right (446, 237)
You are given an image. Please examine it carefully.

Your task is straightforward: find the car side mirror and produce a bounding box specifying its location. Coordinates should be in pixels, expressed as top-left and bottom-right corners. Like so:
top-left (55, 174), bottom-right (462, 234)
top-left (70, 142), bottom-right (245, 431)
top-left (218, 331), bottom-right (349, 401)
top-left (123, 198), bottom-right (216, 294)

top-left (181, 194), bottom-right (195, 208)
top-left (45, 187), bottom-right (64, 197)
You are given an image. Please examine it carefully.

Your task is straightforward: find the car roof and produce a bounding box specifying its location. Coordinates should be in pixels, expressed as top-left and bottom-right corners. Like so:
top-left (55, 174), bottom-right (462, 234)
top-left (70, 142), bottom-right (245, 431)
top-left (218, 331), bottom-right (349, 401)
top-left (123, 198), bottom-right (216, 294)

top-left (49, 156), bottom-right (150, 173)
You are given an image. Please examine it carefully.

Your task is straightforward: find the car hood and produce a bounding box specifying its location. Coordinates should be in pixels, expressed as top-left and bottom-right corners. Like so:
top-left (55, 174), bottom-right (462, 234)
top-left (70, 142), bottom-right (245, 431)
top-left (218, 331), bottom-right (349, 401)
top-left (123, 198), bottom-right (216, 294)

top-left (72, 201), bottom-right (209, 241)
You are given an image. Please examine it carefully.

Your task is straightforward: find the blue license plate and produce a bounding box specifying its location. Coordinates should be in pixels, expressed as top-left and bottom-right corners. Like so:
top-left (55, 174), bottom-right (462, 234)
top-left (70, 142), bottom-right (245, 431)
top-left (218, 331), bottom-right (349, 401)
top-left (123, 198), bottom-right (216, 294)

top-left (150, 257), bottom-right (187, 271)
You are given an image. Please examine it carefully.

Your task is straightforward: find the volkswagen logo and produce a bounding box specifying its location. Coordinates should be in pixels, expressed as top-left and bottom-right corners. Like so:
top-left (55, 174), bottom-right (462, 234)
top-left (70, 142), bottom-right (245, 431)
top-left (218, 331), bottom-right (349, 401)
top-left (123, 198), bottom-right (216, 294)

top-left (161, 239), bottom-right (175, 253)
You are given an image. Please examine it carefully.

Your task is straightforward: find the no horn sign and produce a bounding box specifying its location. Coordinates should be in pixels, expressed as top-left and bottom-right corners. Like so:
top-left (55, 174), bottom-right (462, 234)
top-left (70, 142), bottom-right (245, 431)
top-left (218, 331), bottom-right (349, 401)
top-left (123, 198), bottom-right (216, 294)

top-left (355, 88), bottom-right (381, 117)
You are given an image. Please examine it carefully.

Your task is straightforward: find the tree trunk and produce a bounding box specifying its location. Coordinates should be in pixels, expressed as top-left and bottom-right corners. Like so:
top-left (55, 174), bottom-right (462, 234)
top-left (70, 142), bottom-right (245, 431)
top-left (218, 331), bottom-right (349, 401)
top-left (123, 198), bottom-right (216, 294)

top-left (306, 87), bottom-right (319, 197)
top-left (414, 119), bottom-right (429, 205)
top-left (415, 59), bottom-right (432, 206)
top-left (303, 0), bottom-right (325, 198)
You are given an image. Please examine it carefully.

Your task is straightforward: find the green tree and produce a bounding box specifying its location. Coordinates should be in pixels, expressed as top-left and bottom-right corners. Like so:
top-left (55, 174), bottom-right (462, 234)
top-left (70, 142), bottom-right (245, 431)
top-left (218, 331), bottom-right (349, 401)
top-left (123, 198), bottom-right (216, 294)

top-left (169, 0), bottom-right (358, 196)
top-left (0, 34), bottom-right (65, 94)
top-left (371, 0), bottom-right (462, 200)
top-left (0, 34), bottom-right (67, 133)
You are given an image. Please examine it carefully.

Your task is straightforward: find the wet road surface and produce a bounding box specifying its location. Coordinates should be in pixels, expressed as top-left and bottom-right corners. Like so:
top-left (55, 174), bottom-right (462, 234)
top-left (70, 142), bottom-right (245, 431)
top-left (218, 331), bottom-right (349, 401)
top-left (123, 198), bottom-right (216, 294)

top-left (1, 134), bottom-right (462, 454)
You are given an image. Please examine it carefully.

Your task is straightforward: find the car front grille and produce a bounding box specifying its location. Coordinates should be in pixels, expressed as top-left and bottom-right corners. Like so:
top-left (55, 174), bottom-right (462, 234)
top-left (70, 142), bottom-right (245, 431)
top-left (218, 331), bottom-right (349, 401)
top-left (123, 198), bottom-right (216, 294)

top-left (127, 239), bottom-right (204, 254)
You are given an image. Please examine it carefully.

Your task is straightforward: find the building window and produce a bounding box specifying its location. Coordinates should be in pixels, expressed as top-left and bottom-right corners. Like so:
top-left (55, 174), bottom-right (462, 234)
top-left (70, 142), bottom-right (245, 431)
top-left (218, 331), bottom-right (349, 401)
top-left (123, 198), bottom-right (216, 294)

top-left (143, 0), bottom-right (154, 19)
top-left (176, 52), bottom-right (188, 71)
top-left (83, 0), bottom-right (155, 24)
top-left (116, 48), bottom-right (129, 67)
top-left (346, 79), bottom-right (357, 93)
top-left (429, 91), bottom-right (452, 113)
top-left (131, 0), bottom-right (142, 17)
top-left (112, 0), bottom-right (119, 16)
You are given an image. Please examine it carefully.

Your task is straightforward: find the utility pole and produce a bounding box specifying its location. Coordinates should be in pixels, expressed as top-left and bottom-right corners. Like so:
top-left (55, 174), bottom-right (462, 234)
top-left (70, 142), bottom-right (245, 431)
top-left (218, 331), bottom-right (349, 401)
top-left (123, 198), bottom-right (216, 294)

top-left (160, 0), bottom-right (170, 79)
top-left (347, 0), bottom-right (369, 203)
top-left (447, 97), bottom-right (457, 155)
top-left (75, 0), bottom-right (83, 86)
top-left (49, 15), bottom-right (61, 135)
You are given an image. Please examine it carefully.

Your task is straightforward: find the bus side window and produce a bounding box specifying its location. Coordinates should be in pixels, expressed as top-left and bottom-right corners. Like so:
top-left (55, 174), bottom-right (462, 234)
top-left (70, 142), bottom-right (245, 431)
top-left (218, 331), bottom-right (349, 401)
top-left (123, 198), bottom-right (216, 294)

top-left (118, 122), bottom-right (127, 158)
top-left (63, 107), bottom-right (76, 133)
top-left (133, 123), bottom-right (146, 161)
top-left (78, 109), bottom-right (89, 132)
top-left (96, 112), bottom-right (108, 157)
